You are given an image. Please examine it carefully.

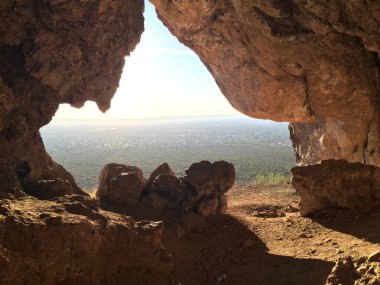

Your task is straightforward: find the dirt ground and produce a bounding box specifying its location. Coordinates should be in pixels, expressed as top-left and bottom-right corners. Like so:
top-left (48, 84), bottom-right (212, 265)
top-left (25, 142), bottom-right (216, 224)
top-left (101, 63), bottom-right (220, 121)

top-left (104, 184), bottom-right (380, 285)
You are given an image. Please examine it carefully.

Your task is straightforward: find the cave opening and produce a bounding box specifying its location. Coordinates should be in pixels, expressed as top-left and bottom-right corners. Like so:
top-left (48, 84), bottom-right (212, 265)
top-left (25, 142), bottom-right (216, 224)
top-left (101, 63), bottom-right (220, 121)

top-left (2, 0), bottom-right (380, 283)
top-left (41, 0), bottom-right (294, 193)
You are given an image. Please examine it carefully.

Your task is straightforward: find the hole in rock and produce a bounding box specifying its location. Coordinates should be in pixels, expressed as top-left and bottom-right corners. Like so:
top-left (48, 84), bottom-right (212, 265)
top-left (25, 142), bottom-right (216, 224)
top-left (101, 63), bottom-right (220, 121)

top-left (40, 1), bottom-right (294, 193)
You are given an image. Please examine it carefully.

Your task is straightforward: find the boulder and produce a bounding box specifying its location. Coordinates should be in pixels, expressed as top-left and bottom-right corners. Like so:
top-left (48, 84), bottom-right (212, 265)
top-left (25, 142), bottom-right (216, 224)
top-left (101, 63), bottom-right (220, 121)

top-left (196, 196), bottom-right (219, 216)
top-left (182, 160), bottom-right (236, 196)
top-left (97, 163), bottom-right (144, 206)
top-left (146, 174), bottom-right (188, 209)
top-left (142, 161), bottom-right (235, 216)
top-left (145, 163), bottom-right (175, 189)
top-left (292, 160), bottom-right (380, 216)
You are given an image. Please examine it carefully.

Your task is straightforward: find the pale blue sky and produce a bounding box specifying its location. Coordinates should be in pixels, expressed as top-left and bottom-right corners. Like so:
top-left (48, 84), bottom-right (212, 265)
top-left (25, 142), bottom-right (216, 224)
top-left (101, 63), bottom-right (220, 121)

top-left (54, 1), bottom-right (239, 120)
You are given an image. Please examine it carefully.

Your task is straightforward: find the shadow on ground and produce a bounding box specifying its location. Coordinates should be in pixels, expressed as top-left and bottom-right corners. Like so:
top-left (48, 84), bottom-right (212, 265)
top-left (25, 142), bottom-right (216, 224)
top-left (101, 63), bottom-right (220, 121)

top-left (101, 200), bottom-right (333, 285)
top-left (311, 206), bottom-right (380, 244)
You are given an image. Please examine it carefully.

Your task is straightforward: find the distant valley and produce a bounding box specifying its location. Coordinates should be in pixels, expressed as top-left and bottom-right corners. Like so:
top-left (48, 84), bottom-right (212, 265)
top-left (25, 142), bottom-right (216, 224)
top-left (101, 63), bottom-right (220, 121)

top-left (41, 115), bottom-right (295, 189)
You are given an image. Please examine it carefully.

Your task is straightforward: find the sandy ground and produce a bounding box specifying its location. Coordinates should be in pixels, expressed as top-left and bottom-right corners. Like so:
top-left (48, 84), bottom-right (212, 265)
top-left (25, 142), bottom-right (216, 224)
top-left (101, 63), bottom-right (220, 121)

top-left (165, 184), bottom-right (380, 285)
top-left (104, 184), bottom-right (380, 285)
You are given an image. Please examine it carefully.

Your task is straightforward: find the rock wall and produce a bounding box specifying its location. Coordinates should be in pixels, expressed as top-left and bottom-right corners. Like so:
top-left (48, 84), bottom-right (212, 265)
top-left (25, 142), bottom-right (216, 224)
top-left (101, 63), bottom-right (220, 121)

top-left (0, 0), bottom-right (144, 196)
top-left (150, 0), bottom-right (380, 166)
top-left (0, 195), bottom-right (172, 284)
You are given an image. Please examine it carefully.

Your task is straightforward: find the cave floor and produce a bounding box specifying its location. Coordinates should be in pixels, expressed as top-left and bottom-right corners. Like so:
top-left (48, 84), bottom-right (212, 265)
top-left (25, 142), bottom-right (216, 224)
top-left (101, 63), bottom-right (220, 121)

top-left (162, 185), bottom-right (380, 285)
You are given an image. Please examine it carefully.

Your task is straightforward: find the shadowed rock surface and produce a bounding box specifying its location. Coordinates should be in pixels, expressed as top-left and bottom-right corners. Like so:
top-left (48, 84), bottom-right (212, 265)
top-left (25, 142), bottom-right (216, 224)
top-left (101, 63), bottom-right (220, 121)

top-left (292, 160), bottom-right (380, 216)
top-left (0, 0), bottom-right (144, 196)
top-left (98, 161), bottom-right (235, 217)
top-left (0, 195), bottom-right (172, 285)
top-left (326, 254), bottom-right (380, 285)
top-left (97, 163), bottom-right (145, 206)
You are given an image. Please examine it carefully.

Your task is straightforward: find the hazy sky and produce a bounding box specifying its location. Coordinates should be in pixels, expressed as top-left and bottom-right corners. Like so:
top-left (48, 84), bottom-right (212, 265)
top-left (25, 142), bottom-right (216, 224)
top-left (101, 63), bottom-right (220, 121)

top-left (54, 1), bottom-right (239, 120)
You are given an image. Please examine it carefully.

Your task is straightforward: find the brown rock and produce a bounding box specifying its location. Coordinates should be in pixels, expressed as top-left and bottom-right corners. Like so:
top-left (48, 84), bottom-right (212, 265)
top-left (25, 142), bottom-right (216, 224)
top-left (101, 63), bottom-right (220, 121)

top-left (292, 160), bottom-right (380, 216)
top-left (325, 257), bottom-right (359, 285)
top-left (197, 196), bottom-right (219, 216)
top-left (145, 163), bottom-right (175, 189)
top-left (108, 172), bottom-right (144, 206)
top-left (183, 161), bottom-right (235, 196)
top-left (183, 161), bottom-right (216, 196)
top-left (22, 179), bottom-right (77, 200)
top-left (97, 163), bottom-right (143, 197)
top-left (214, 161), bottom-right (236, 193)
top-left (97, 163), bottom-right (144, 206)
top-left (142, 174), bottom-right (189, 210)
top-left (326, 255), bottom-right (380, 285)
top-left (150, 174), bottom-right (187, 203)
top-left (0, 196), bottom-right (172, 284)
top-left (151, 0), bottom-right (380, 167)
top-left (218, 194), bottom-right (228, 215)
top-left (0, 0), bottom-right (144, 196)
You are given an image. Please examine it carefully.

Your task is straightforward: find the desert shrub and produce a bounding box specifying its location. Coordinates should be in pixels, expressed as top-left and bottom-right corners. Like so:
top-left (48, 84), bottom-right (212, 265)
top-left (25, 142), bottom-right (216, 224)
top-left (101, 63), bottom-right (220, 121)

top-left (82, 188), bottom-right (97, 199)
top-left (249, 173), bottom-right (291, 185)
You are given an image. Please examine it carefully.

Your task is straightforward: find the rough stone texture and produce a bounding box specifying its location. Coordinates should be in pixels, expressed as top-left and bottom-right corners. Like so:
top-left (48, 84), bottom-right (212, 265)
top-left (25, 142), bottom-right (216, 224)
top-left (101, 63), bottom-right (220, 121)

top-left (141, 161), bottom-right (236, 216)
top-left (292, 160), bottom-right (380, 216)
top-left (326, 254), bottom-right (380, 285)
top-left (148, 174), bottom-right (188, 209)
top-left (151, 0), bottom-right (380, 166)
top-left (145, 163), bottom-right (175, 190)
top-left (97, 163), bottom-right (144, 206)
top-left (0, 0), bottom-right (144, 196)
top-left (0, 195), bottom-right (172, 285)
top-left (183, 160), bottom-right (236, 196)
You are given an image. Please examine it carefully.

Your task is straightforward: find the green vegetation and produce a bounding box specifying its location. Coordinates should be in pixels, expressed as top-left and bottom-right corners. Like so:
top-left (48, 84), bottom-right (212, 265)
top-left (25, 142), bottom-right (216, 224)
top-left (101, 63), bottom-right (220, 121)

top-left (41, 116), bottom-right (295, 188)
top-left (249, 173), bottom-right (292, 185)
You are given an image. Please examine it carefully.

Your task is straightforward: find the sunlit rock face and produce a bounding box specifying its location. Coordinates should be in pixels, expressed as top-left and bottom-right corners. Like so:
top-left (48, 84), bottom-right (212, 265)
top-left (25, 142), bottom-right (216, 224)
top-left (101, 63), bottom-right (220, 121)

top-left (0, 0), bottom-right (144, 195)
top-left (292, 160), bottom-right (380, 216)
top-left (150, 0), bottom-right (380, 166)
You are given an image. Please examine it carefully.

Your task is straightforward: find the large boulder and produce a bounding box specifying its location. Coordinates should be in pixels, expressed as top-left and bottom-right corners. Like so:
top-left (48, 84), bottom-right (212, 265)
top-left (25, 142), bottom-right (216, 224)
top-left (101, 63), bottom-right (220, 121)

top-left (142, 161), bottom-right (235, 216)
top-left (182, 160), bottom-right (236, 196)
top-left (97, 163), bottom-right (144, 206)
top-left (292, 160), bottom-right (380, 216)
